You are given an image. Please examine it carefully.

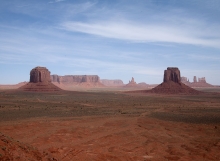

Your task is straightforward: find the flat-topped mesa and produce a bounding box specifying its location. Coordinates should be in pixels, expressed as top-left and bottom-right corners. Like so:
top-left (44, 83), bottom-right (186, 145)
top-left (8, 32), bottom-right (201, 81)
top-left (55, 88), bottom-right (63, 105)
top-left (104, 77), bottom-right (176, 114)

top-left (51, 75), bottom-right (100, 84)
top-left (51, 74), bottom-right (60, 83)
top-left (181, 77), bottom-right (188, 83)
top-left (198, 77), bottom-right (206, 83)
top-left (100, 79), bottom-right (124, 86)
top-left (30, 66), bottom-right (51, 83)
top-left (163, 67), bottom-right (181, 83)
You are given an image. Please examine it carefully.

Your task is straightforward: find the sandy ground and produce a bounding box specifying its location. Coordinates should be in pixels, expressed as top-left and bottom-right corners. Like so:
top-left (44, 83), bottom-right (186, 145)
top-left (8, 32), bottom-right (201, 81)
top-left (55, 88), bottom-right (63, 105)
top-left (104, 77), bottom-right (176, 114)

top-left (0, 89), bottom-right (220, 161)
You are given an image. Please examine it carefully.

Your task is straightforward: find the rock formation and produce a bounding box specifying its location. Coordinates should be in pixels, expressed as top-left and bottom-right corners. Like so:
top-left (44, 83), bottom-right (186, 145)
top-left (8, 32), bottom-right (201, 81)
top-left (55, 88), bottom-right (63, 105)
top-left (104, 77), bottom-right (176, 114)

top-left (19, 67), bottom-right (61, 91)
top-left (30, 67), bottom-right (51, 83)
top-left (181, 76), bottom-right (213, 87)
top-left (164, 67), bottom-right (181, 83)
top-left (100, 79), bottom-right (124, 86)
top-left (137, 82), bottom-right (149, 88)
top-left (125, 77), bottom-right (138, 87)
top-left (148, 67), bottom-right (200, 94)
top-left (129, 77), bottom-right (136, 84)
top-left (198, 77), bottom-right (206, 83)
top-left (50, 74), bottom-right (104, 88)
top-left (181, 77), bottom-right (188, 83)
top-left (193, 76), bottom-right (197, 83)
top-left (51, 74), bottom-right (60, 83)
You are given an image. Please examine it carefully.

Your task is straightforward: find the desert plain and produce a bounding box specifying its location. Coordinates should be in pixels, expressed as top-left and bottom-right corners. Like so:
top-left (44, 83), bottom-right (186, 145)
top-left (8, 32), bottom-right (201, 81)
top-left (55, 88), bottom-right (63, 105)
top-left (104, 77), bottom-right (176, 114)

top-left (0, 87), bottom-right (220, 161)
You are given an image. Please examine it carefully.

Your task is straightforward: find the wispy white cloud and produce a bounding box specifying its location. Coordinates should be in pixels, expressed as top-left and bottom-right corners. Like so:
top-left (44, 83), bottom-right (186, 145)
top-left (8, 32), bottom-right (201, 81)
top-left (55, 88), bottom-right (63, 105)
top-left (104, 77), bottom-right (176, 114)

top-left (188, 54), bottom-right (220, 61)
top-left (61, 20), bottom-right (220, 48)
top-left (48, 0), bottom-right (65, 4)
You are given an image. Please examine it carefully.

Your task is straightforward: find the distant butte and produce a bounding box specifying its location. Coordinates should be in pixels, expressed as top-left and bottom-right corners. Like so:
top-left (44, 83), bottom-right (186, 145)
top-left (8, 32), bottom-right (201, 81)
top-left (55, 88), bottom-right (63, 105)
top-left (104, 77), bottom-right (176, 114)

top-left (181, 76), bottom-right (213, 87)
top-left (149, 67), bottom-right (200, 94)
top-left (19, 67), bottom-right (61, 91)
top-left (128, 67), bottom-right (201, 94)
top-left (125, 77), bottom-right (138, 87)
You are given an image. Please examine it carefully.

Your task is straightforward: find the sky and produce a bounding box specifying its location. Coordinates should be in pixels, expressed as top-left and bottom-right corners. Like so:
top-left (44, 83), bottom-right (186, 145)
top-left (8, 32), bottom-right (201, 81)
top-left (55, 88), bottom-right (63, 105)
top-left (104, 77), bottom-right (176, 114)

top-left (0, 0), bottom-right (220, 85)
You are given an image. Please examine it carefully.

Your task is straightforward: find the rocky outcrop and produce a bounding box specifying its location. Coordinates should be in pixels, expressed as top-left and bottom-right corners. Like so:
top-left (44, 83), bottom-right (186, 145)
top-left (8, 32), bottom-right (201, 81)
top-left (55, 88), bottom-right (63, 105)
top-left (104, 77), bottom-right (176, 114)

top-left (30, 66), bottom-right (51, 83)
top-left (147, 67), bottom-right (200, 94)
top-left (164, 67), bottom-right (181, 83)
top-left (100, 79), bottom-right (124, 86)
top-left (181, 76), bottom-right (213, 87)
top-left (50, 74), bottom-right (104, 89)
top-left (181, 77), bottom-right (188, 83)
top-left (19, 67), bottom-right (61, 91)
top-left (193, 76), bottom-right (197, 83)
top-left (130, 77), bottom-right (136, 84)
top-left (198, 77), bottom-right (206, 83)
top-left (125, 77), bottom-right (138, 87)
top-left (137, 82), bottom-right (149, 87)
top-left (51, 74), bottom-right (60, 83)
top-left (51, 75), bottom-right (101, 84)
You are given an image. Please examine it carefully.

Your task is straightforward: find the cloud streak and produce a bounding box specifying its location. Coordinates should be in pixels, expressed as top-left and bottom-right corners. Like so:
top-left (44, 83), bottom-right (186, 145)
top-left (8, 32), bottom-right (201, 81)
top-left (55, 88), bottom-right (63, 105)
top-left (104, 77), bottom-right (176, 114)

top-left (48, 0), bottom-right (65, 4)
top-left (61, 20), bottom-right (220, 48)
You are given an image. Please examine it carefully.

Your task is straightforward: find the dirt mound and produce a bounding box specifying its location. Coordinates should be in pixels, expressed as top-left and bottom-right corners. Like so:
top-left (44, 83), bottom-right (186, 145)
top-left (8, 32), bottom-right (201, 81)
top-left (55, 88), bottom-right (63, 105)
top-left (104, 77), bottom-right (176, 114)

top-left (149, 81), bottom-right (201, 94)
top-left (18, 82), bottom-right (62, 92)
top-left (0, 132), bottom-right (56, 161)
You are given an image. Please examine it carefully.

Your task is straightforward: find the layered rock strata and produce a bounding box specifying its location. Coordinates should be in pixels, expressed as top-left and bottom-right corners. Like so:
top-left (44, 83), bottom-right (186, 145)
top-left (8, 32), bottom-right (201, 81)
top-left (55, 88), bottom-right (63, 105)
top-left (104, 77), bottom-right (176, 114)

top-left (150, 81), bottom-right (200, 94)
top-left (164, 67), bottom-right (181, 83)
top-left (30, 66), bottom-right (51, 83)
top-left (149, 67), bottom-right (200, 94)
top-left (50, 75), bottom-right (104, 88)
top-left (19, 67), bottom-right (61, 91)
top-left (100, 79), bottom-right (124, 86)
top-left (125, 77), bottom-right (138, 87)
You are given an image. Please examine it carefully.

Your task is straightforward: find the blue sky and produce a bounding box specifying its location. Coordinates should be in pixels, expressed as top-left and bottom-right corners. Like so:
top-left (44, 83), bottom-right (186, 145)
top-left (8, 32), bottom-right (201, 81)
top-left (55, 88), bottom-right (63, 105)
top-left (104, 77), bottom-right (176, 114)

top-left (0, 0), bottom-right (220, 85)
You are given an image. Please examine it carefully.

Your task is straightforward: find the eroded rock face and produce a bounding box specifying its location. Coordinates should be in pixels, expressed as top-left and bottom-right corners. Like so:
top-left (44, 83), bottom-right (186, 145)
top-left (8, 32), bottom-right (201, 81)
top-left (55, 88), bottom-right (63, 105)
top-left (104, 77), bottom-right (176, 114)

top-left (198, 77), bottom-right (206, 83)
top-left (51, 74), bottom-right (60, 83)
top-left (143, 67), bottom-right (200, 94)
top-left (163, 67), bottom-right (181, 83)
top-left (19, 67), bottom-right (61, 91)
top-left (100, 79), bottom-right (124, 86)
top-left (51, 75), bottom-right (100, 84)
top-left (181, 77), bottom-right (188, 83)
top-left (30, 67), bottom-right (51, 83)
top-left (193, 76), bottom-right (197, 83)
top-left (129, 77), bottom-right (136, 84)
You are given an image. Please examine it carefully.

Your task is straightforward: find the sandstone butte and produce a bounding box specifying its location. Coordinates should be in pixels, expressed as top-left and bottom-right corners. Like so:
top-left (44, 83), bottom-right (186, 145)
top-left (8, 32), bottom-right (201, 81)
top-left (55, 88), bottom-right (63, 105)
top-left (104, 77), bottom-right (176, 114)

top-left (18, 66), bottom-right (61, 91)
top-left (127, 67), bottom-right (201, 94)
top-left (181, 76), bottom-right (213, 87)
top-left (149, 67), bottom-right (200, 94)
top-left (125, 77), bottom-right (138, 87)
